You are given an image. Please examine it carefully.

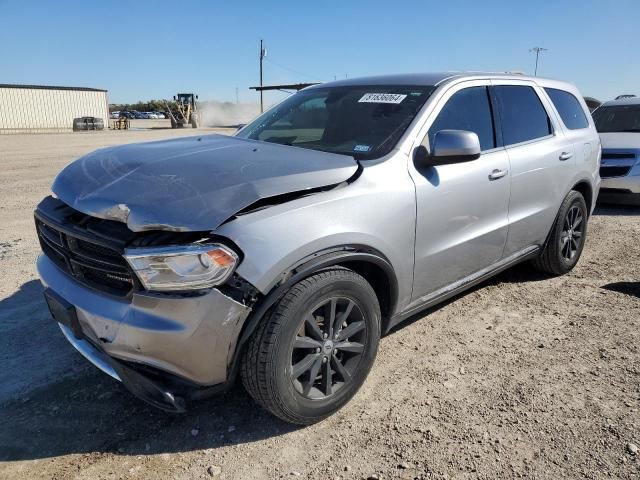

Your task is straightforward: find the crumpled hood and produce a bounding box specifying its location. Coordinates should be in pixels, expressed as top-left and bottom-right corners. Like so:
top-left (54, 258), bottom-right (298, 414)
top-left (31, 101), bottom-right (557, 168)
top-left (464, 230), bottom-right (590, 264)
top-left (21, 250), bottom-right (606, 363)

top-left (599, 132), bottom-right (640, 150)
top-left (52, 134), bottom-right (358, 232)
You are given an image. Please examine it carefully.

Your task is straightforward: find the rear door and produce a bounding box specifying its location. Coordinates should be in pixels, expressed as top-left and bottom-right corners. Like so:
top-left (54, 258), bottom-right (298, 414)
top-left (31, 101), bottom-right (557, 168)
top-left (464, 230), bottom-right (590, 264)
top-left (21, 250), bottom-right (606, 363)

top-left (408, 81), bottom-right (511, 301)
top-left (543, 87), bottom-right (599, 211)
top-left (491, 81), bottom-right (576, 256)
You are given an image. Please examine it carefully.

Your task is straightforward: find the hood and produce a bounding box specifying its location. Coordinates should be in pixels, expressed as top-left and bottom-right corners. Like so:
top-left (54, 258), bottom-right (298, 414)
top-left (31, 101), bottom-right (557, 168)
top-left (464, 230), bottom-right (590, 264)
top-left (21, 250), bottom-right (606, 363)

top-left (599, 132), bottom-right (640, 150)
top-left (52, 134), bottom-right (358, 232)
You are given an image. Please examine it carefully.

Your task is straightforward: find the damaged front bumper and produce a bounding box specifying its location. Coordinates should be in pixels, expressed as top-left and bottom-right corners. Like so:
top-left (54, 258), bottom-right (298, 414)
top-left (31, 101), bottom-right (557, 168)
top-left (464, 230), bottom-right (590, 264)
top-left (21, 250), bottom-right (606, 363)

top-left (38, 254), bottom-right (252, 411)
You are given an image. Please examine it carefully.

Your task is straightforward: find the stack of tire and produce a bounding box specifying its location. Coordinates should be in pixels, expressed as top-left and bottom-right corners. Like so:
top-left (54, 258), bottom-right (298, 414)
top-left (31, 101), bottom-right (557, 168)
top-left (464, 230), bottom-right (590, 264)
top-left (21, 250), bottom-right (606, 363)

top-left (72, 117), bottom-right (105, 132)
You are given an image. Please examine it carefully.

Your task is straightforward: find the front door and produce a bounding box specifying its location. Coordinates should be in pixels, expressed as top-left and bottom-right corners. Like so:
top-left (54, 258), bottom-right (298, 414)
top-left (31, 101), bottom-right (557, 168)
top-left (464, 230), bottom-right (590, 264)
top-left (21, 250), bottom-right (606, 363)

top-left (408, 82), bottom-right (511, 303)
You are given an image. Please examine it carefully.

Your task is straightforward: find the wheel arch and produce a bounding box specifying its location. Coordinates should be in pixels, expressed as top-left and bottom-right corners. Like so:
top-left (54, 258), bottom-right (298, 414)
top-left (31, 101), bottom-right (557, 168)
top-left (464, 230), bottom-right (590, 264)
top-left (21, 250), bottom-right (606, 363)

top-left (571, 179), bottom-right (594, 215)
top-left (227, 246), bottom-right (399, 382)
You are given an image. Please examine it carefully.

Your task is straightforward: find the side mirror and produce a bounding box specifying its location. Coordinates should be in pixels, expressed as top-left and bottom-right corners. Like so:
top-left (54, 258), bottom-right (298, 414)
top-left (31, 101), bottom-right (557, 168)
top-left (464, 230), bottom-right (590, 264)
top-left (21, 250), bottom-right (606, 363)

top-left (414, 130), bottom-right (482, 167)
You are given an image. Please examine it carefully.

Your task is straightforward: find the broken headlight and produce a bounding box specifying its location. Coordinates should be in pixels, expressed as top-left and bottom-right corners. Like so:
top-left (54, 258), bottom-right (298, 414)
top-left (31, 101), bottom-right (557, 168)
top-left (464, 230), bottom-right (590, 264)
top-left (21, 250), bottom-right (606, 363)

top-left (124, 244), bottom-right (239, 292)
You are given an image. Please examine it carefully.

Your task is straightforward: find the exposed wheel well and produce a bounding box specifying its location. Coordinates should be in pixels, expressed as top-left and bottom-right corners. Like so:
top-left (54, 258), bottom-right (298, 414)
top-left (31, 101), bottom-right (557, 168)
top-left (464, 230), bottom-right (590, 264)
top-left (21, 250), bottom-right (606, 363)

top-left (572, 181), bottom-right (593, 215)
top-left (336, 260), bottom-right (395, 327)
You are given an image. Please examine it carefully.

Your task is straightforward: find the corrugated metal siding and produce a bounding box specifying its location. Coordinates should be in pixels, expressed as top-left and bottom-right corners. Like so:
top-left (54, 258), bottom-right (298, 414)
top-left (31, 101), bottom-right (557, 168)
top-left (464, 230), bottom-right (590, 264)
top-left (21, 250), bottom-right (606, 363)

top-left (0, 87), bottom-right (108, 133)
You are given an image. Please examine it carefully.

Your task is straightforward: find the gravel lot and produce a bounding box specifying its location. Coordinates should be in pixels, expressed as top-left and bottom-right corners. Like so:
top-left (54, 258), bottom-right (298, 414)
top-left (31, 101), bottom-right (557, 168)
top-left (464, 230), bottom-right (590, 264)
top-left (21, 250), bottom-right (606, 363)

top-left (0, 123), bottom-right (638, 479)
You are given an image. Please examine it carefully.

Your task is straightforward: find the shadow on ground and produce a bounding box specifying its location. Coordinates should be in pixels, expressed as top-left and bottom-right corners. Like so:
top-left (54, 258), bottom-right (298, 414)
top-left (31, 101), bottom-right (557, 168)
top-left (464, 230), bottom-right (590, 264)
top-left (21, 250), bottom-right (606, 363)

top-left (601, 281), bottom-right (640, 298)
top-left (0, 280), bottom-right (92, 404)
top-left (593, 203), bottom-right (640, 216)
top-left (0, 371), bottom-right (297, 461)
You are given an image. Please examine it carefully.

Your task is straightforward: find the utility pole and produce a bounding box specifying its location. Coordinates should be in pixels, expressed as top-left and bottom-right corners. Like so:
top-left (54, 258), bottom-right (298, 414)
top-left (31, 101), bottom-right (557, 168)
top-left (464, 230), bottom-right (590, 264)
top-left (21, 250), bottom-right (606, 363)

top-left (529, 47), bottom-right (548, 76)
top-left (259, 39), bottom-right (266, 112)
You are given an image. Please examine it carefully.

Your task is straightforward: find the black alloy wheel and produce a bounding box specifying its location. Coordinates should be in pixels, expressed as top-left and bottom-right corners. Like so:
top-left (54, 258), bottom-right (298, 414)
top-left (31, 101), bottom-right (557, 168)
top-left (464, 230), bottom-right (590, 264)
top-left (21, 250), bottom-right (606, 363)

top-left (290, 297), bottom-right (367, 400)
top-left (560, 205), bottom-right (585, 261)
top-left (241, 268), bottom-right (380, 425)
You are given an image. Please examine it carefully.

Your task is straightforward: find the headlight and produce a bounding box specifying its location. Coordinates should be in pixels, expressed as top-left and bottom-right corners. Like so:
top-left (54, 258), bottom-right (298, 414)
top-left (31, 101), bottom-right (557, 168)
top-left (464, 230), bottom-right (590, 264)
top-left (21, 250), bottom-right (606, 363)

top-left (124, 243), bottom-right (239, 292)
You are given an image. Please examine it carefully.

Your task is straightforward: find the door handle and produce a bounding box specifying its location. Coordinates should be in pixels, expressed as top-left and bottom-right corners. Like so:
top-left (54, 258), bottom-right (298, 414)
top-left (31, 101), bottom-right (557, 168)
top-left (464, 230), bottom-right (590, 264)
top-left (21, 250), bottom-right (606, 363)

top-left (488, 168), bottom-right (508, 180)
top-left (559, 152), bottom-right (574, 161)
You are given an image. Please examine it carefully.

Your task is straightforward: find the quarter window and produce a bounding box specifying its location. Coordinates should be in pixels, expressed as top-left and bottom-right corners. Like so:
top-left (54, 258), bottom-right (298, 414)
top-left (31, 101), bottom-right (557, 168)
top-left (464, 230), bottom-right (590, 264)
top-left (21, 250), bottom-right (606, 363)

top-left (494, 86), bottom-right (552, 146)
top-left (427, 86), bottom-right (496, 151)
top-left (544, 88), bottom-right (589, 130)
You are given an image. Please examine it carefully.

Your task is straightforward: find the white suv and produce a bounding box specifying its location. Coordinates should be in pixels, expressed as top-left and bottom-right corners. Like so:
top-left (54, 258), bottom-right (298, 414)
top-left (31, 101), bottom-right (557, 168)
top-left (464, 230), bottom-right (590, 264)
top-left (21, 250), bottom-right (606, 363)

top-left (593, 96), bottom-right (640, 205)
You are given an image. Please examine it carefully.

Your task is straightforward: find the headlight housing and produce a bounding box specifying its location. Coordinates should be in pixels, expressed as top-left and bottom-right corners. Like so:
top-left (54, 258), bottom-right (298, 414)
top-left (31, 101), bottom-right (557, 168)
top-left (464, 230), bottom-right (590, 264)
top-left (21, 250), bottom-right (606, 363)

top-left (124, 243), bottom-right (239, 292)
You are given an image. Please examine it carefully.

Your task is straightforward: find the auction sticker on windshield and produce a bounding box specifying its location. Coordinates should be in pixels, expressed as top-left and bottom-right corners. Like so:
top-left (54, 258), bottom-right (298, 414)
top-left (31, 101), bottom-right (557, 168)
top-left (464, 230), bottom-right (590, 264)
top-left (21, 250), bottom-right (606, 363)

top-left (359, 93), bottom-right (407, 104)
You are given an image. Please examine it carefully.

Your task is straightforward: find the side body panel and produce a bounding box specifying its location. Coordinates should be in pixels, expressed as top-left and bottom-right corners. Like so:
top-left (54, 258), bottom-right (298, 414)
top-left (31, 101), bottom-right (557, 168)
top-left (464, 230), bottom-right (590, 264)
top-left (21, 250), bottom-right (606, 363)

top-left (216, 153), bottom-right (418, 312)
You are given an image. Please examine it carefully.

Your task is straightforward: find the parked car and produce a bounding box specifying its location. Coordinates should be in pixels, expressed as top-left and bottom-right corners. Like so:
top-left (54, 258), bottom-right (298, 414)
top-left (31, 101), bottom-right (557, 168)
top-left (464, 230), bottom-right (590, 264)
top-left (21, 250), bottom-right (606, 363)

top-left (110, 111), bottom-right (120, 119)
top-left (592, 96), bottom-right (640, 205)
top-left (35, 73), bottom-right (600, 424)
top-left (154, 112), bottom-right (166, 119)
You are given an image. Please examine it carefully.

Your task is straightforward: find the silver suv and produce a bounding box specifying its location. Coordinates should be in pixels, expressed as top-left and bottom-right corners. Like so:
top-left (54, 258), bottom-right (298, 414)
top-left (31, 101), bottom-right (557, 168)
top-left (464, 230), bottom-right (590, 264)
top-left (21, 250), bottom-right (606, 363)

top-left (592, 96), bottom-right (640, 204)
top-left (36, 73), bottom-right (600, 424)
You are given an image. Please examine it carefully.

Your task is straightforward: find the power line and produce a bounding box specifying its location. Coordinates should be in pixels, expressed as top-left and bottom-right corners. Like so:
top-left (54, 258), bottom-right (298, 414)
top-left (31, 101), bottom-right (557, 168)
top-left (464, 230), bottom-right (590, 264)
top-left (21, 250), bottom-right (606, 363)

top-left (263, 57), bottom-right (324, 83)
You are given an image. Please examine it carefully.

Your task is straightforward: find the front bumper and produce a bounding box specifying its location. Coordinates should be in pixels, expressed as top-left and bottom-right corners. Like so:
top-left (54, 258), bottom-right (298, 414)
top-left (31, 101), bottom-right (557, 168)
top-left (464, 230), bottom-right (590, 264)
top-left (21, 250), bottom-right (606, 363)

top-left (599, 163), bottom-right (640, 205)
top-left (600, 151), bottom-right (640, 194)
top-left (38, 254), bottom-right (252, 392)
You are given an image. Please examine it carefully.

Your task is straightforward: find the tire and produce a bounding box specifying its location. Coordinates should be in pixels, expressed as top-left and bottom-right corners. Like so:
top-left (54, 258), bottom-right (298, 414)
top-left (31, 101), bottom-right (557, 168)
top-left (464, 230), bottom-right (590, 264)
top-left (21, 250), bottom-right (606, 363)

top-left (532, 190), bottom-right (588, 275)
top-left (241, 268), bottom-right (381, 425)
top-left (190, 115), bottom-right (199, 129)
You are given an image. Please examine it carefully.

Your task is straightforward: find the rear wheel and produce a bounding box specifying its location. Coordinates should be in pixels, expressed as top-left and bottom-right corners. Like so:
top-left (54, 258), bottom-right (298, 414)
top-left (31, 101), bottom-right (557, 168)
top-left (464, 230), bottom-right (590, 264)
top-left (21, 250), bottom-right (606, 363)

top-left (532, 190), bottom-right (588, 275)
top-left (241, 268), bottom-right (381, 425)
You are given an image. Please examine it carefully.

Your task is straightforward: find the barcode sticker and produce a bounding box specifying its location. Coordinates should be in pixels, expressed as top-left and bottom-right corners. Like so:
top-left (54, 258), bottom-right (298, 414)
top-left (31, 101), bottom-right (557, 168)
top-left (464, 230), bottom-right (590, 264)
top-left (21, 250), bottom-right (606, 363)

top-left (358, 93), bottom-right (407, 104)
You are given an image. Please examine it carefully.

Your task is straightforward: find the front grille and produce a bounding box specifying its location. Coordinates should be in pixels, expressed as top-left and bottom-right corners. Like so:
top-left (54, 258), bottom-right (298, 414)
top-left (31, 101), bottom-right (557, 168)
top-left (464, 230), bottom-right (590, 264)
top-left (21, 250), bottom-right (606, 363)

top-left (36, 216), bottom-right (135, 297)
top-left (600, 166), bottom-right (632, 178)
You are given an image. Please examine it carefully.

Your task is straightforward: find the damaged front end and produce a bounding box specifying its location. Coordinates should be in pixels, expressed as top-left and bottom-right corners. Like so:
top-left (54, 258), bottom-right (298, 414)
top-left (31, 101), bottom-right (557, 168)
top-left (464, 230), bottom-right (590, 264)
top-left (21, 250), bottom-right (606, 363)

top-left (36, 196), bottom-right (260, 412)
top-left (50, 134), bottom-right (359, 232)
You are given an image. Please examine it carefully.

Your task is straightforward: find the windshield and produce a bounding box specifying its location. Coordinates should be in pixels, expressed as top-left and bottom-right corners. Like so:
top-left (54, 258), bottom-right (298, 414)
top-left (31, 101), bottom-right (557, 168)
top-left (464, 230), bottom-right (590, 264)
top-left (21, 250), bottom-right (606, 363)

top-left (236, 85), bottom-right (435, 159)
top-left (593, 104), bottom-right (640, 133)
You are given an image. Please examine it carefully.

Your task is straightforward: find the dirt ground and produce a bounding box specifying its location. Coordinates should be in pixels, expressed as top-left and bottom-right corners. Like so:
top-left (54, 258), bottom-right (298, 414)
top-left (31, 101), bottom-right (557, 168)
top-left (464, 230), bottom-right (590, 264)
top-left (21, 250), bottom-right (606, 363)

top-left (0, 123), bottom-right (638, 479)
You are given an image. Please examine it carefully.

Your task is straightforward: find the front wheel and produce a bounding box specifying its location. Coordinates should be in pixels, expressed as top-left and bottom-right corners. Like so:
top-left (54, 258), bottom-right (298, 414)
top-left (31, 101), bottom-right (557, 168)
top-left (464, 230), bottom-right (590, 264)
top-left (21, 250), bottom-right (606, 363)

top-left (532, 190), bottom-right (588, 275)
top-left (241, 268), bottom-right (381, 425)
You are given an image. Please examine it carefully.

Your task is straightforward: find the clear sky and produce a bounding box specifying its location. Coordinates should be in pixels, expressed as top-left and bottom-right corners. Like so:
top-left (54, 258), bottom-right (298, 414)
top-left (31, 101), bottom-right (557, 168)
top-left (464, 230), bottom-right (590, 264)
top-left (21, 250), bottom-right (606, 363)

top-left (1, 0), bottom-right (637, 105)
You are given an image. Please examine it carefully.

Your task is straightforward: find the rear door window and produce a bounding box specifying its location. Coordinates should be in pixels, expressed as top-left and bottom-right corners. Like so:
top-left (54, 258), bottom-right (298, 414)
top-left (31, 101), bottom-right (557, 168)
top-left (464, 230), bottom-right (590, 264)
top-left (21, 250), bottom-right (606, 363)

top-left (544, 88), bottom-right (589, 130)
top-left (427, 86), bottom-right (496, 151)
top-left (494, 86), bottom-right (552, 146)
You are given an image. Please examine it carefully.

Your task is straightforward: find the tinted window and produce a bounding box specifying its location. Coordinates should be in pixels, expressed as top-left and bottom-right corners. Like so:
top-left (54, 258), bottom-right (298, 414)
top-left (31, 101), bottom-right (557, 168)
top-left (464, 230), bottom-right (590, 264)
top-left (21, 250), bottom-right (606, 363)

top-left (495, 86), bottom-right (552, 146)
top-left (592, 105), bottom-right (640, 133)
top-left (545, 88), bottom-right (589, 130)
top-left (237, 85), bottom-right (434, 160)
top-left (428, 87), bottom-right (495, 151)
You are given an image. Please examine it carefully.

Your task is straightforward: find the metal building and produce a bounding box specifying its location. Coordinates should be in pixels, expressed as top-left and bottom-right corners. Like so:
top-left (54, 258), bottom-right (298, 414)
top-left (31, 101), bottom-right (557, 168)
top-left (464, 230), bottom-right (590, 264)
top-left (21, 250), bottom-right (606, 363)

top-left (0, 84), bottom-right (108, 134)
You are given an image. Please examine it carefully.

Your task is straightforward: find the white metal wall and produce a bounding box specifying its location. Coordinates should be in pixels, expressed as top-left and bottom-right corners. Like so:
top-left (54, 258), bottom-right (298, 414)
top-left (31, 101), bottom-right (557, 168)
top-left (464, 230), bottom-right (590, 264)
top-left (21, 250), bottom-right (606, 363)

top-left (0, 87), bottom-right (108, 133)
